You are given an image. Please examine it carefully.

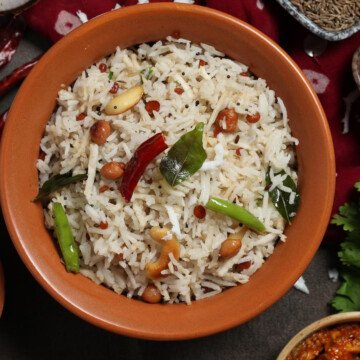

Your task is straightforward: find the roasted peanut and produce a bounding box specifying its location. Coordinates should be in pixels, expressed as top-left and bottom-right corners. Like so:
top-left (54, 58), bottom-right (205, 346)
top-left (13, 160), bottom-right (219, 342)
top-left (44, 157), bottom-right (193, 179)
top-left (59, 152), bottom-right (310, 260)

top-left (220, 227), bottom-right (247, 259)
top-left (100, 161), bottom-right (125, 180)
top-left (105, 85), bottom-right (144, 115)
top-left (113, 253), bottom-right (124, 263)
top-left (149, 227), bottom-right (169, 242)
top-left (215, 108), bottom-right (238, 133)
top-left (142, 284), bottom-right (162, 304)
top-left (220, 238), bottom-right (242, 259)
top-left (146, 227), bottom-right (180, 279)
top-left (99, 221), bottom-right (108, 229)
top-left (90, 120), bottom-right (111, 145)
top-left (99, 185), bottom-right (110, 193)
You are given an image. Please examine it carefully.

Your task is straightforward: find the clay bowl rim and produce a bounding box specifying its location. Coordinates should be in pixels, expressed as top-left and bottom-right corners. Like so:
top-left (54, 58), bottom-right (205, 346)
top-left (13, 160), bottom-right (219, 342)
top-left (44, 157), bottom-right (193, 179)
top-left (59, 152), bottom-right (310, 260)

top-left (0, 3), bottom-right (335, 340)
top-left (277, 312), bottom-right (360, 359)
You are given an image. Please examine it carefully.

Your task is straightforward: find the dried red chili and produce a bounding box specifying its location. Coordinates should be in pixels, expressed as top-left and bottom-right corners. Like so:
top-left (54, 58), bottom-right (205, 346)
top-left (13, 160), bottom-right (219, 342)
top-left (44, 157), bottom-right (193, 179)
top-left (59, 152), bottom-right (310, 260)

top-left (99, 63), bottom-right (107, 72)
top-left (76, 113), bottom-right (86, 121)
top-left (194, 205), bottom-right (206, 219)
top-left (0, 16), bottom-right (25, 70)
top-left (110, 82), bottom-right (119, 94)
top-left (246, 112), bottom-right (261, 123)
top-left (119, 133), bottom-right (168, 202)
top-left (99, 185), bottom-right (110, 193)
top-left (199, 59), bottom-right (208, 67)
top-left (145, 100), bottom-right (160, 117)
top-left (38, 149), bottom-right (46, 161)
top-left (174, 87), bottom-right (184, 95)
top-left (0, 109), bottom-right (8, 137)
top-left (171, 30), bottom-right (180, 39)
top-left (0, 55), bottom-right (40, 96)
top-left (99, 221), bottom-right (108, 229)
top-left (234, 261), bottom-right (251, 272)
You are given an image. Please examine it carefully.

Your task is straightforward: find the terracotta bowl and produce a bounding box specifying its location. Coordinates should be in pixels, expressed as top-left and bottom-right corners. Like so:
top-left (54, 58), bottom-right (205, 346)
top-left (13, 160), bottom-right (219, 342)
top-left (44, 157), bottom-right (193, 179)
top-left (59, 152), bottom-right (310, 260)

top-left (277, 312), bottom-right (360, 359)
top-left (0, 3), bottom-right (335, 340)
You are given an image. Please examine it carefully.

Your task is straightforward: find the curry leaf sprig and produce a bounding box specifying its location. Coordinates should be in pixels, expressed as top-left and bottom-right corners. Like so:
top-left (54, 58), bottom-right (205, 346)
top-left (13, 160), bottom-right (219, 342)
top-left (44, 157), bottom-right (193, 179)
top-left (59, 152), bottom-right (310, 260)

top-left (330, 181), bottom-right (360, 312)
top-left (34, 172), bottom-right (87, 203)
top-left (160, 123), bottom-right (207, 187)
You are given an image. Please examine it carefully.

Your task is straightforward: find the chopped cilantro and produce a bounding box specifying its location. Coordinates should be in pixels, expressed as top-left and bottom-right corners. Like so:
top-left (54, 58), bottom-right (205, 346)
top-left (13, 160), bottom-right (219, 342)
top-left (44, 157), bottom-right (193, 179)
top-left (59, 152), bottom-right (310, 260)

top-left (331, 269), bottom-right (360, 312)
top-left (140, 67), bottom-right (154, 80)
top-left (330, 182), bottom-right (360, 312)
top-left (331, 202), bottom-right (360, 232)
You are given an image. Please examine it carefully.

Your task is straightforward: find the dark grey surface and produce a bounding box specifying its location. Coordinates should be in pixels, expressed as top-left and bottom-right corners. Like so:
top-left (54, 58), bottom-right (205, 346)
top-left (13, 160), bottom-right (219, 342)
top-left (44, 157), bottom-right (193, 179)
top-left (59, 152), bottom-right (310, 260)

top-left (0, 31), bottom-right (341, 360)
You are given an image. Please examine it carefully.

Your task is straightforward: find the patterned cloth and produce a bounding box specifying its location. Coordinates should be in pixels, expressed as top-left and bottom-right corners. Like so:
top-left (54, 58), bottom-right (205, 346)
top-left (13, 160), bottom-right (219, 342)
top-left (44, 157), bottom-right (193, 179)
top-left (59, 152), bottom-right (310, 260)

top-left (23, 0), bottom-right (360, 239)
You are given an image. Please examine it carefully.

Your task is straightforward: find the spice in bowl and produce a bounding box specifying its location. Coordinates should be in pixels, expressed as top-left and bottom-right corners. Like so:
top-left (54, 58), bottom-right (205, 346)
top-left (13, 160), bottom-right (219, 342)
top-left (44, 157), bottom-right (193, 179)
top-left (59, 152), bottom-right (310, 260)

top-left (285, 323), bottom-right (360, 359)
top-left (290, 0), bottom-right (360, 32)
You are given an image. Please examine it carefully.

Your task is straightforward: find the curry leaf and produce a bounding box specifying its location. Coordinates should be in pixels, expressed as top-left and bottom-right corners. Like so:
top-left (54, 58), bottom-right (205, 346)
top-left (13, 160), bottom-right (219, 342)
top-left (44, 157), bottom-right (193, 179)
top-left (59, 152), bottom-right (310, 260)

top-left (160, 123), bottom-right (206, 186)
top-left (266, 168), bottom-right (300, 223)
top-left (34, 172), bottom-right (87, 203)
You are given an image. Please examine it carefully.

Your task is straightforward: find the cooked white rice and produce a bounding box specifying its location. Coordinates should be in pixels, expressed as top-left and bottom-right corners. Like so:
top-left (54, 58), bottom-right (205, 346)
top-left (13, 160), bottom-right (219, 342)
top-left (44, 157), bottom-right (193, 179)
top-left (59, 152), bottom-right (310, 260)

top-left (37, 37), bottom-right (299, 304)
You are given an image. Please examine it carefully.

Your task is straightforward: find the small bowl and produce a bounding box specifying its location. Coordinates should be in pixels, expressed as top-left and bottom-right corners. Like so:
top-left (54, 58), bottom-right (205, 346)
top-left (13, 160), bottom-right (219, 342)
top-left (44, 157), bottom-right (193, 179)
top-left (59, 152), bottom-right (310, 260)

top-left (0, 3), bottom-right (335, 339)
top-left (275, 0), bottom-right (360, 41)
top-left (277, 312), bottom-right (360, 359)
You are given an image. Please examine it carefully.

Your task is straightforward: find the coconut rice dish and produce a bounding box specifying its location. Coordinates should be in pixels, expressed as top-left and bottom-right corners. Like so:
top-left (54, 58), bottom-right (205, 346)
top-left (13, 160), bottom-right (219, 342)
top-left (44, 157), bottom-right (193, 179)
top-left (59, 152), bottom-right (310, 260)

top-left (36, 36), bottom-right (300, 305)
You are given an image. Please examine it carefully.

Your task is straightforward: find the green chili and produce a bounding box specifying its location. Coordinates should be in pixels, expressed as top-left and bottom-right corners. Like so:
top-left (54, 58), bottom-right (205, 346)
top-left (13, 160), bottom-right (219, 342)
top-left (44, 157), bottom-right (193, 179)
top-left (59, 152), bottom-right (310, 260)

top-left (53, 202), bottom-right (80, 273)
top-left (205, 197), bottom-right (266, 233)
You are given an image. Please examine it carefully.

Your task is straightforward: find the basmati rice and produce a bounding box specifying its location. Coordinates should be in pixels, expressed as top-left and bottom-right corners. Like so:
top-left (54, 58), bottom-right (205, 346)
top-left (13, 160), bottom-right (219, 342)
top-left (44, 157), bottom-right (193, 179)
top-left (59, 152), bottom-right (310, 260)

top-left (38, 37), bottom-right (299, 304)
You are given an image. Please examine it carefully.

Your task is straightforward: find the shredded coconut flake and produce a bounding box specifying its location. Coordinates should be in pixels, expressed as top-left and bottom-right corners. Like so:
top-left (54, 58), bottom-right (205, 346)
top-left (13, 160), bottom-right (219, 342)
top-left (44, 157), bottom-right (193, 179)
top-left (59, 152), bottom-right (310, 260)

top-left (201, 143), bottom-right (225, 171)
top-left (328, 268), bottom-right (339, 283)
top-left (84, 144), bottom-right (98, 203)
top-left (294, 276), bottom-right (309, 294)
top-left (164, 205), bottom-right (181, 238)
top-left (76, 10), bottom-right (88, 23)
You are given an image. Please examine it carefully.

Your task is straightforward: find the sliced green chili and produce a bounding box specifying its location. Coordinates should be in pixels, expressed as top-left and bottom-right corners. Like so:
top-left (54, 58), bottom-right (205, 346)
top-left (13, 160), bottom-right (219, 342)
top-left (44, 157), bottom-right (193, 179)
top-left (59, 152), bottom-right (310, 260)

top-left (53, 202), bottom-right (80, 273)
top-left (205, 197), bottom-right (266, 233)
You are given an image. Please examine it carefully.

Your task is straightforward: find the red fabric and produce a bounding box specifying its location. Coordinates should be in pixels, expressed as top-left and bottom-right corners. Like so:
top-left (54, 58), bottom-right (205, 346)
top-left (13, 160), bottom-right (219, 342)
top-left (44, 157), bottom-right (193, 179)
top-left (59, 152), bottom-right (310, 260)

top-left (23, 0), bottom-right (360, 239)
